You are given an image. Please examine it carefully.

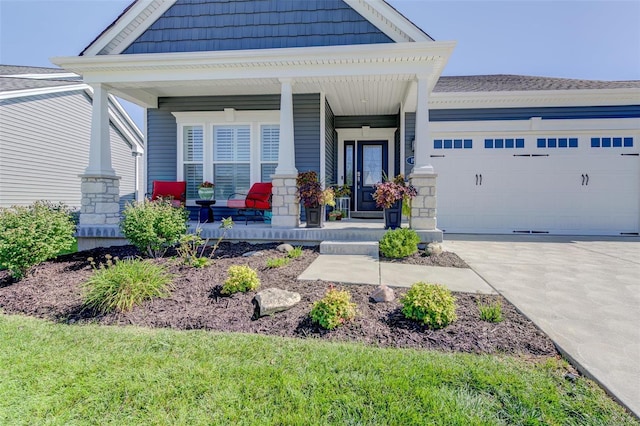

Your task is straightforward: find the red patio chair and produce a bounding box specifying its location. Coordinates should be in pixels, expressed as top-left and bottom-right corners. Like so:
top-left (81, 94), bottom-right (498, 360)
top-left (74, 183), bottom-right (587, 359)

top-left (150, 180), bottom-right (186, 207)
top-left (227, 182), bottom-right (273, 224)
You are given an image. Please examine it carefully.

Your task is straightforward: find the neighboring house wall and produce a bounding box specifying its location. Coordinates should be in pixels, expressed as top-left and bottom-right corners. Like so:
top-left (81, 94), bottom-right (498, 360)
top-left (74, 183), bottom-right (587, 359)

top-left (0, 90), bottom-right (136, 209)
top-left (429, 105), bottom-right (640, 121)
top-left (122, 0), bottom-right (393, 55)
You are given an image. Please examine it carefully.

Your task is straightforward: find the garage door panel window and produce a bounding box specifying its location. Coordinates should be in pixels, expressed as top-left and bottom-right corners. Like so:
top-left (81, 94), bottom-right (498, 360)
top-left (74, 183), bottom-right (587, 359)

top-left (537, 138), bottom-right (578, 148)
top-left (434, 139), bottom-right (472, 149)
top-left (485, 138), bottom-right (525, 149)
top-left (591, 137), bottom-right (634, 148)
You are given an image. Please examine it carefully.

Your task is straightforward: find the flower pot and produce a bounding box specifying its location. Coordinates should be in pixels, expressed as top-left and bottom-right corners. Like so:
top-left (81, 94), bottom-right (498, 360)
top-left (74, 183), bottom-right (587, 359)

top-left (304, 205), bottom-right (323, 228)
top-left (198, 187), bottom-right (214, 200)
top-left (384, 200), bottom-right (402, 230)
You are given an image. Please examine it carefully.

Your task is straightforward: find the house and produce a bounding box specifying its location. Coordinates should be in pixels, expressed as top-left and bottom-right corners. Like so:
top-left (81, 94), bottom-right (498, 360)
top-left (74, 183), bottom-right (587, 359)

top-left (52, 0), bottom-right (640, 249)
top-left (0, 65), bottom-right (144, 211)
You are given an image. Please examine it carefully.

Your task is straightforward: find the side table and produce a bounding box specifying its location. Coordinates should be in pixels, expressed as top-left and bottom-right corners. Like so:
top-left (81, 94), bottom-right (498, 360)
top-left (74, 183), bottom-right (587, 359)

top-left (195, 199), bottom-right (216, 223)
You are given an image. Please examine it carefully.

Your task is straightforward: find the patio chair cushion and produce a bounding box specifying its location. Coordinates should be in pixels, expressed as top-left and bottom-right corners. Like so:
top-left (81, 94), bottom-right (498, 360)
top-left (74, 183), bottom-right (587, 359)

top-left (151, 181), bottom-right (186, 207)
top-left (227, 182), bottom-right (272, 210)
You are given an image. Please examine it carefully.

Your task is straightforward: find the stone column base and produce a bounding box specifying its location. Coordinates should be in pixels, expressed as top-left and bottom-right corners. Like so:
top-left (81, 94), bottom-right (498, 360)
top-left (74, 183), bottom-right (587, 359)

top-left (409, 171), bottom-right (438, 230)
top-left (270, 174), bottom-right (300, 228)
top-left (79, 174), bottom-right (121, 225)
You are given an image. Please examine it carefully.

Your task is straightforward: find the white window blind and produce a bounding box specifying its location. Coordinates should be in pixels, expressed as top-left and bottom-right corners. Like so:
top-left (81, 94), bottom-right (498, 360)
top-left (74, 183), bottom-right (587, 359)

top-left (260, 125), bottom-right (279, 182)
top-left (214, 125), bottom-right (251, 199)
top-left (183, 126), bottom-right (203, 199)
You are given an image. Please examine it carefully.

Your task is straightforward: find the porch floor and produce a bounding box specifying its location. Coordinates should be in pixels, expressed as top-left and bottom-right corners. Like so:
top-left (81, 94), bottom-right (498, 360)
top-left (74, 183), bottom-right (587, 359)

top-left (193, 218), bottom-right (442, 244)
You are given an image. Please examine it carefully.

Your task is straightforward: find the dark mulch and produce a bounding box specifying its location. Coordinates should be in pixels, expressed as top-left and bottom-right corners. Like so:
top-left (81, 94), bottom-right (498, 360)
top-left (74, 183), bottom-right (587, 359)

top-left (380, 250), bottom-right (469, 268)
top-left (0, 243), bottom-right (556, 356)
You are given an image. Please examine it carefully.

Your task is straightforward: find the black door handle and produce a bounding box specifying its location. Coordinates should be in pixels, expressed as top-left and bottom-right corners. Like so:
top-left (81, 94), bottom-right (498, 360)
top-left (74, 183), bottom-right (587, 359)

top-left (585, 174), bottom-right (589, 186)
top-left (475, 174), bottom-right (479, 186)
top-left (479, 174), bottom-right (483, 185)
top-left (581, 174), bottom-right (585, 186)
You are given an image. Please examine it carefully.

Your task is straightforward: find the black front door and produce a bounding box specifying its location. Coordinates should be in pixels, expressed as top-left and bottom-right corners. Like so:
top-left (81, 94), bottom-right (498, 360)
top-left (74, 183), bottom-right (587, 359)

top-left (356, 141), bottom-right (388, 211)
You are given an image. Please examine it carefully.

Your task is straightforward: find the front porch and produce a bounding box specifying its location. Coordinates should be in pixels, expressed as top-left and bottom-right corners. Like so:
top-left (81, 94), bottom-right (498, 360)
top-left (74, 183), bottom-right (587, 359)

top-left (76, 218), bottom-right (443, 251)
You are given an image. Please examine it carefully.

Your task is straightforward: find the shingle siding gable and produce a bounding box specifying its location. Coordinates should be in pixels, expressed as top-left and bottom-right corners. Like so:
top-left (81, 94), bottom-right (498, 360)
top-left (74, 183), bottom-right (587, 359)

top-left (122, 0), bottom-right (393, 54)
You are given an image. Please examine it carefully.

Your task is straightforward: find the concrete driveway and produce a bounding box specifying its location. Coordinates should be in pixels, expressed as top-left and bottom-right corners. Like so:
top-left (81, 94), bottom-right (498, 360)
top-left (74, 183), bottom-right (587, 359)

top-left (443, 235), bottom-right (640, 417)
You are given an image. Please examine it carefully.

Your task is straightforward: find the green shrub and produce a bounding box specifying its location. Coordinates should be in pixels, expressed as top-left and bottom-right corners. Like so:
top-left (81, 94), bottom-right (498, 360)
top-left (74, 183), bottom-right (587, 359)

top-left (121, 200), bottom-right (188, 258)
top-left (83, 258), bottom-right (173, 313)
top-left (379, 228), bottom-right (420, 258)
top-left (177, 231), bottom-right (210, 268)
top-left (287, 246), bottom-right (303, 259)
top-left (266, 257), bottom-right (290, 268)
top-left (221, 265), bottom-right (260, 295)
top-left (478, 299), bottom-right (504, 323)
top-left (0, 201), bottom-right (75, 279)
top-left (310, 287), bottom-right (357, 330)
top-left (401, 282), bottom-right (457, 329)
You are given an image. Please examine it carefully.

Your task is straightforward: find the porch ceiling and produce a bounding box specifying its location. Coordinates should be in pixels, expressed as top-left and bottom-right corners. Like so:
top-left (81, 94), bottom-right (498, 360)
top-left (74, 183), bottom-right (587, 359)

top-left (53, 41), bottom-right (455, 115)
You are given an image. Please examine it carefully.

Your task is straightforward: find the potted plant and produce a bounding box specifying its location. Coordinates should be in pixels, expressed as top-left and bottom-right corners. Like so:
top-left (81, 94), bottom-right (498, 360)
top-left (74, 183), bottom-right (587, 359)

top-left (333, 184), bottom-right (351, 219)
top-left (297, 171), bottom-right (334, 228)
top-left (372, 174), bottom-right (417, 229)
top-left (328, 210), bottom-right (342, 221)
top-left (198, 181), bottom-right (215, 200)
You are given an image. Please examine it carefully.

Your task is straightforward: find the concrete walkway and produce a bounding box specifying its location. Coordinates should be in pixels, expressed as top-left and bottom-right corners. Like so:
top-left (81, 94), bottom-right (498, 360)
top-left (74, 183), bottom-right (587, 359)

top-left (442, 235), bottom-right (640, 417)
top-left (298, 254), bottom-right (496, 293)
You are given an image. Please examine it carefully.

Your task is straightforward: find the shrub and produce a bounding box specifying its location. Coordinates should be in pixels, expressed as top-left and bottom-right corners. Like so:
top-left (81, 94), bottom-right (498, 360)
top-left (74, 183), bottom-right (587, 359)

top-left (222, 265), bottom-right (260, 295)
top-left (310, 287), bottom-right (357, 330)
top-left (478, 299), bottom-right (504, 323)
top-left (401, 282), bottom-right (457, 329)
top-left (266, 257), bottom-right (290, 268)
top-left (121, 200), bottom-right (188, 258)
top-left (287, 246), bottom-right (303, 259)
top-left (83, 258), bottom-right (173, 313)
top-left (379, 228), bottom-right (420, 258)
top-left (0, 201), bottom-right (75, 279)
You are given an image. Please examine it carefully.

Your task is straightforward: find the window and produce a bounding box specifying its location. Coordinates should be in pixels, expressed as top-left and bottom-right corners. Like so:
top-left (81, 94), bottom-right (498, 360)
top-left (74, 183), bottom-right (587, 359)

top-left (174, 111), bottom-right (280, 205)
top-left (213, 126), bottom-right (251, 200)
top-left (182, 126), bottom-right (203, 199)
top-left (260, 125), bottom-right (279, 182)
top-left (537, 137), bottom-right (578, 148)
top-left (485, 138), bottom-right (525, 149)
top-left (434, 139), bottom-right (472, 149)
top-left (591, 137), bottom-right (633, 148)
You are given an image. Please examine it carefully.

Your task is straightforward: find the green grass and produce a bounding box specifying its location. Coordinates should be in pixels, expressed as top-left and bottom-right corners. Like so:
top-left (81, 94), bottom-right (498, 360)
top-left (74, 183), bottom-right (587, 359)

top-left (0, 315), bottom-right (636, 425)
top-left (266, 257), bottom-right (290, 268)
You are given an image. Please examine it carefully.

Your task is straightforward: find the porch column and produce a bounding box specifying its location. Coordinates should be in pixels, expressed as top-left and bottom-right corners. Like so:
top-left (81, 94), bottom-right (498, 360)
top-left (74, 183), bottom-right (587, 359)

top-left (79, 83), bottom-right (121, 226)
top-left (271, 78), bottom-right (300, 228)
top-left (409, 75), bottom-right (438, 231)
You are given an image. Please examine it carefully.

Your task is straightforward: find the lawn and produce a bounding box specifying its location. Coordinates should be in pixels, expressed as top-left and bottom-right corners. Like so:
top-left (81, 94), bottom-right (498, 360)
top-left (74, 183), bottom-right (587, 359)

top-left (0, 314), bottom-right (635, 425)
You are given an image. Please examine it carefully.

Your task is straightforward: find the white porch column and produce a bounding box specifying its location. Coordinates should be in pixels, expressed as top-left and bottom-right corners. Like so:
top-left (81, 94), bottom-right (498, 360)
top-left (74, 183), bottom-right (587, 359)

top-left (86, 83), bottom-right (115, 176)
top-left (409, 75), bottom-right (438, 232)
top-left (270, 78), bottom-right (300, 228)
top-left (79, 83), bottom-right (121, 226)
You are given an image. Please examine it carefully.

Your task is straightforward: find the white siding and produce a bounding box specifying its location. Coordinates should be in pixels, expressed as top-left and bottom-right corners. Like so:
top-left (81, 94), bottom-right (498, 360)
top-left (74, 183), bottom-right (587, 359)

top-left (0, 90), bottom-right (136, 209)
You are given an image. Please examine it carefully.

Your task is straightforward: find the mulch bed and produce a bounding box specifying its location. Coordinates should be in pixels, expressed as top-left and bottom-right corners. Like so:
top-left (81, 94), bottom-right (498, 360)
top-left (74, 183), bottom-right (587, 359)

top-left (0, 243), bottom-right (557, 356)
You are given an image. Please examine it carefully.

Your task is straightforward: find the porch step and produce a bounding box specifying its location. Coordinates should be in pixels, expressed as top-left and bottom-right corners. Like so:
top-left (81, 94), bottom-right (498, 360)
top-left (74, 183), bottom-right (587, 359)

top-left (320, 241), bottom-right (379, 258)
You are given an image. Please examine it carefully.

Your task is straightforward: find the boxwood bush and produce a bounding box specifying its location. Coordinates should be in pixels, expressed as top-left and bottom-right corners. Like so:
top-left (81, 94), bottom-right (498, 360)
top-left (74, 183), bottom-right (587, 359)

top-left (401, 282), bottom-right (457, 329)
top-left (379, 228), bottom-right (420, 258)
top-left (310, 287), bottom-right (357, 330)
top-left (0, 201), bottom-right (75, 279)
top-left (221, 265), bottom-right (260, 295)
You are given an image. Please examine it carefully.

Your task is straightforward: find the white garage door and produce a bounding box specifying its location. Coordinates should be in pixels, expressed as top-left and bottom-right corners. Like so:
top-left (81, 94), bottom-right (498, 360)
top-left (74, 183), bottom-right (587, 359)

top-left (431, 136), bottom-right (640, 235)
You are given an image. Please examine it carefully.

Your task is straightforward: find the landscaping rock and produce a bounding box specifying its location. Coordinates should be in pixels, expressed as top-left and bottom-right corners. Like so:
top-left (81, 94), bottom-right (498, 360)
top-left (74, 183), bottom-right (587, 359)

top-left (253, 287), bottom-right (301, 318)
top-left (426, 243), bottom-right (443, 256)
top-left (277, 243), bottom-right (294, 253)
top-left (370, 285), bottom-right (395, 303)
top-left (242, 251), bottom-right (263, 257)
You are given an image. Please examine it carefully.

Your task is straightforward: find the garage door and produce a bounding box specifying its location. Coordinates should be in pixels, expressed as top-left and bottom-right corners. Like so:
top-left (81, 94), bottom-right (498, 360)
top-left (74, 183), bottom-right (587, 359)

top-left (430, 136), bottom-right (640, 235)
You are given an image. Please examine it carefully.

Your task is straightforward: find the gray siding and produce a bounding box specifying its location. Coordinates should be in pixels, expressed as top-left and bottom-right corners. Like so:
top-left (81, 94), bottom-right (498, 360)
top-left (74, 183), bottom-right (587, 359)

top-left (0, 91), bottom-right (136, 209)
top-left (294, 94), bottom-right (321, 175)
top-left (430, 105), bottom-right (640, 122)
top-left (122, 0), bottom-right (393, 55)
top-left (334, 115), bottom-right (398, 129)
top-left (324, 99), bottom-right (336, 186)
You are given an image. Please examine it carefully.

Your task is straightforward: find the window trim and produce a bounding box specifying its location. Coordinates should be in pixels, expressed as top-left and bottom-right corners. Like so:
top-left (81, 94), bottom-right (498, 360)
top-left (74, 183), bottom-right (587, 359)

top-left (173, 110), bottom-right (280, 206)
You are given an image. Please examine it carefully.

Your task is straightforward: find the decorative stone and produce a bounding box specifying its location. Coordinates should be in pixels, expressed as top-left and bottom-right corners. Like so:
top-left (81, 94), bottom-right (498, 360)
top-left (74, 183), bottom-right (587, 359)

top-left (427, 243), bottom-right (443, 256)
top-left (277, 243), bottom-right (294, 253)
top-left (253, 288), bottom-right (301, 318)
top-left (242, 251), bottom-right (263, 257)
top-left (370, 285), bottom-right (395, 303)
